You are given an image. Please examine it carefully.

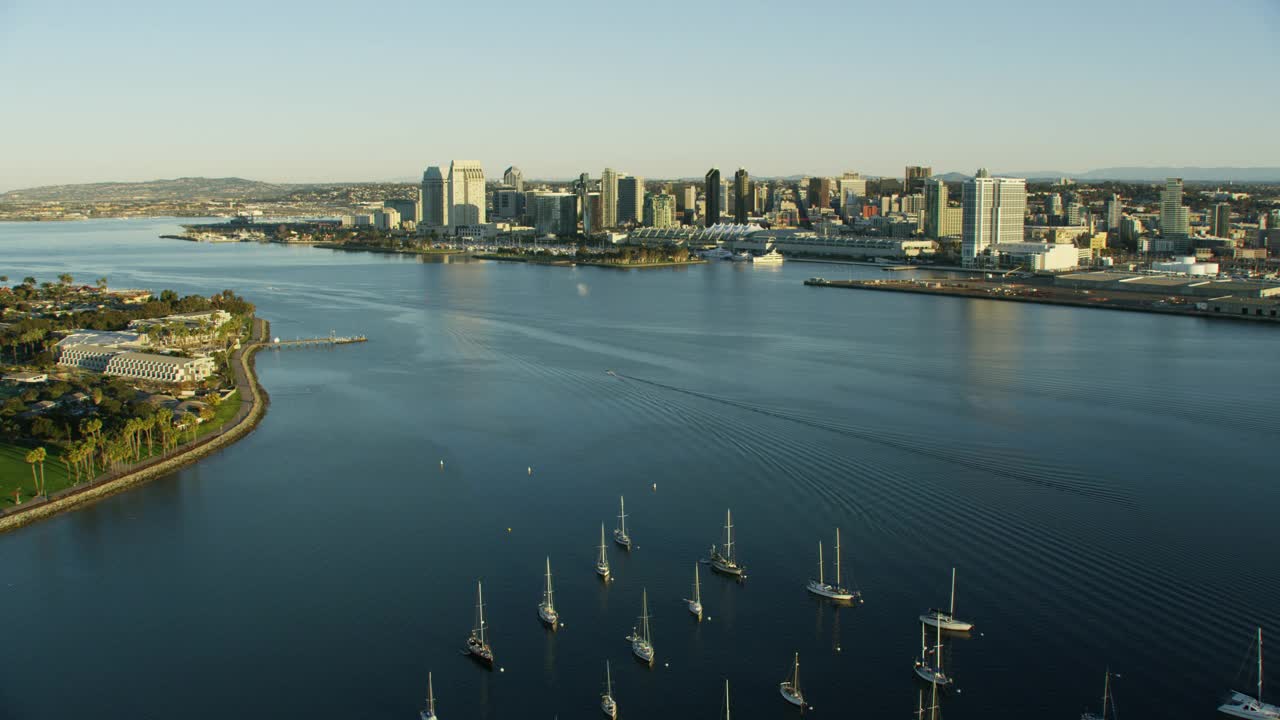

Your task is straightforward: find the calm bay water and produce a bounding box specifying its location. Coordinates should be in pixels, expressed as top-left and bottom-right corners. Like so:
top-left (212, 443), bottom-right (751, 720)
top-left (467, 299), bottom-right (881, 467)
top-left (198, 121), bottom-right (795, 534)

top-left (1, 218), bottom-right (1278, 719)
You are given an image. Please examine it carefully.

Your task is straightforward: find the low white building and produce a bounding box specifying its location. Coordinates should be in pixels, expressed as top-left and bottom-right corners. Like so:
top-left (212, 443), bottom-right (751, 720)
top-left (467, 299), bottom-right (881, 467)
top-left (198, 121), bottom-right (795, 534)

top-left (990, 242), bottom-right (1079, 271)
top-left (1152, 256), bottom-right (1219, 276)
top-left (56, 330), bottom-right (216, 383)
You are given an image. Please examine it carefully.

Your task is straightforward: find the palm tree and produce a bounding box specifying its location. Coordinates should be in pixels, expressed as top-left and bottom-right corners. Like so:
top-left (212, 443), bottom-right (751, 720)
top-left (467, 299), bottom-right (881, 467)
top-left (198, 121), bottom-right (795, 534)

top-left (95, 277), bottom-right (108, 291)
top-left (57, 273), bottom-right (73, 286)
top-left (25, 447), bottom-right (46, 497)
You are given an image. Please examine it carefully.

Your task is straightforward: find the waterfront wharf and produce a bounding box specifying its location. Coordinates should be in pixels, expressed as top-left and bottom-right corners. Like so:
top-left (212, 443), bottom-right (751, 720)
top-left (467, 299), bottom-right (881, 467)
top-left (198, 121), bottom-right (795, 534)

top-left (268, 333), bottom-right (368, 348)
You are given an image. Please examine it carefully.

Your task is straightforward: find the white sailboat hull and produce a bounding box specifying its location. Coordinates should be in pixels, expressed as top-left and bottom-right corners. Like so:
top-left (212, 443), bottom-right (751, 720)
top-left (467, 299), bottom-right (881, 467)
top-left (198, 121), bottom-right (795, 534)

top-left (1219, 692), bottom-right (1280, 719)
top-left (538, 604), bottom-right (559, 629)
top-left (613, 530), bottom-right (631, 549)
top-left (920, 611), bottom-right (974, 632)
top-left (632, 640), bottom-right (654, 665)
top-left (687, 600), bottom-right (703, 620)
top-left (596, 563), bottom-right (610, 579)
top-left (807, 579), bottom-right (860, 602)
top-left (779, 683), bottom-right (805, 707)
top-left (601, 696), bottom-right (617, 718)
top-left (914, 662), bottom-right (953, 687)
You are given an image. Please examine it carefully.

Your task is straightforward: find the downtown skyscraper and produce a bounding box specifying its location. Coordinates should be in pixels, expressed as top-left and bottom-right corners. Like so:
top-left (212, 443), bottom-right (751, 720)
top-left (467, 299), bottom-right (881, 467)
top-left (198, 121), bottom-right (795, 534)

top-left (617, 175), bottom-right (644, 226)
top-left (733, 168), bottom-right (750, 224)
top-left (447, 160), bottom-right (486, 227)
top-left (600, 168), bottom-right (619, 229)
top-left (961, 168), bottom-right (1026, 266)
top-left (421, 166), bottom-right (447, 227)
top-left (705, 168), bottom-right (721, 226)
top-left (1160, 178), bottom-right (1190, 238)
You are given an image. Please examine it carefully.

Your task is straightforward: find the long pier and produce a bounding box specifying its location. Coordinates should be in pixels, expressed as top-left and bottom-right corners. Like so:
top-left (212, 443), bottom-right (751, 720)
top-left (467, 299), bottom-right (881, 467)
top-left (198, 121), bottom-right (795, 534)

top-left (268, 333), bottom-right (368, 348)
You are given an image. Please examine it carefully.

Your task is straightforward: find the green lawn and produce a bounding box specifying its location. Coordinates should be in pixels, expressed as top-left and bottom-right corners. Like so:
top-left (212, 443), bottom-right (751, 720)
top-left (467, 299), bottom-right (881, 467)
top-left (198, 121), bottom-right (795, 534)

top-left (0, 441), bottom-right (71, 506)
top-left (0, 393), bottom-right (244, 508)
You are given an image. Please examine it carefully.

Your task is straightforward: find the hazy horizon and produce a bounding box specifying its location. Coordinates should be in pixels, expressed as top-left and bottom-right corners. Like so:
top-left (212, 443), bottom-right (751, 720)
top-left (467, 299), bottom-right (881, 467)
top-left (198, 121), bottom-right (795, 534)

top-left (2, 0), bottom-right (1278, 193)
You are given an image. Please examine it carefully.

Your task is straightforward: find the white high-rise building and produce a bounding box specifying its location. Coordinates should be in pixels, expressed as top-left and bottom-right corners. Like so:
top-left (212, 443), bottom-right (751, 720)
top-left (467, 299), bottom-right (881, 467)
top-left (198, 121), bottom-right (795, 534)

top-left (1160, 178), bottom-right (1190, 238)
top-left (962, 168), bottom-right (1026, 266)
top-left (1105, 193), bottom-right (1122, 231)
top-left (600, 168), bottom-right (619, 229)
top-left (447, 160), bottom-right (486, 227)
top-left (422, 166), bottom-right (447, 227)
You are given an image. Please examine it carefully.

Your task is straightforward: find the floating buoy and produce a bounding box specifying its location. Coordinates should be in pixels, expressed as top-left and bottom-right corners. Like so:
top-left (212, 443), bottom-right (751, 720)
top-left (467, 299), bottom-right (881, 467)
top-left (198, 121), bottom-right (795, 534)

top-left (500, 667), bottom-right (505, 673)
top-left (439, 460), bottom-right (444, 469)
top-left (652, 483), bottom-right (657, 491)
top-left (664, 662), bottom-right (669, 668)
top-left (527, 466), bottom-right (532, 475)
top-left (507, 527), bottom-right (512, 533)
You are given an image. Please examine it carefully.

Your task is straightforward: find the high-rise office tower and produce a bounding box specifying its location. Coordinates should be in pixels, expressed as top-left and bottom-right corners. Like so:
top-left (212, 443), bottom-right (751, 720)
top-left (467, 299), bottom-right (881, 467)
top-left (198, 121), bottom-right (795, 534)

top-left (704, 168), bottom-right (722, 226)
top-left (583, 193), bottom-right (604, 233)
top-left (1160, 178), bottom-right (1189, 237)
top-left (503, 166), bottom-right (524, 193)
top-left (839, 173), bottom-right (867, 203)
top-left (447, 160), bottom-right (486, 227)
top-left (617, 175), bottom-right (644, 225)
top-left (962, 168), bottom-right (1026, 265)
top-left (733, 168), bottom-right (750, 224)
top-left (1105, 194), bottom-right (1123, 231)
top-left (384, 198), bottom-right (422, 224)
top-left (924, 178), bottom-right (947, 240)
top-left (1066, 201), bottom-right (1087, 226)
top-left (1213, 202), bottom-right (1231, 238)
top-left (807, 177), bottom-right (833, 211)
top-left (600, 168), bottom-right (619, 229)
top-left (422, 166), bottom-right (448, 227)
top-left (905, 166), bottom-right (932, 195)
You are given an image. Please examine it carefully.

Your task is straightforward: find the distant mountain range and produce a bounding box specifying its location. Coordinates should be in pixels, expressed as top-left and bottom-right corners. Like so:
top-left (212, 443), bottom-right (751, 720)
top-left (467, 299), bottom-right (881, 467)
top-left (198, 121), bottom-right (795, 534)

top-left (0, 177), bottom-right (301, 203)
top-left (938, 167), bottom-right (1280, 183)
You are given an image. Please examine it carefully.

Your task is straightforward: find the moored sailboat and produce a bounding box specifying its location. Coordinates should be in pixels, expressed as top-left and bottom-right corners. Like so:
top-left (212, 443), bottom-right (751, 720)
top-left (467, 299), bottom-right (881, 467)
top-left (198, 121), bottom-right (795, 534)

top-left (596, 523), bottom-right (611, 581)
top-left (626, 588), bottom-right (655, 666)
top-left (538, 556), bottom-right (559, 630)
top-left (806, 528), bottom-right (862, 603)
top-left (920, 567), bottom-right (974, 632)
top-left (466, 580), bottom-right (494, 669)
top-left (1082, 668), bottom-right (1118, 720)
top-left (779, 652), bottom-right (807, 708)
top-left (708, 509), bottom-right (745, 578)
top-left (614, 496), bottom-right (632, 549)
top-left (601, 660), bottom-right (618, 718)
top-left (685, 563), bottom-right (703, 621)
top-left (419, 671), bottom-right (438, 720)
top-left (913, 621), bottom-right (954, 688)
top-left (1219, 628), bottom-right (1279, 719)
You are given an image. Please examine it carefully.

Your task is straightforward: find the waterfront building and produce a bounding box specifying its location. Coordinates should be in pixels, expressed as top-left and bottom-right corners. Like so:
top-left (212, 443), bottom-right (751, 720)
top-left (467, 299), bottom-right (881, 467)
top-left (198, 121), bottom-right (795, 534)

top-left (1213, 202), bottom-right (1231, 238)
top-left (384, 198), bottom-right (421, 224)
top-left (705, 168), bottom-right (722, 226)
top-left (601, 168), bottom-right (619, 229)
top-left (807, 177), bottom-right (833, 211)
top-left (904, 165), bottom-right (932, 195)
top-left (532, 193), bottom-right (577, 236)
top-left (448, 160), bottom-right (486, 227)
top-left (1105, 194), bottom-right (1123, 230)
top-left (56, 332), bottom-right (216, 383)
top-left (924, 178), bottom-right (947, 239)
top-left (503, 166), bottom-right (524, 192)
top-left (374, 207), bottom-right (401, 230)
top-left (734, 168), bottom-right (750, 224)
top-left (422, 166), bottom-right (448, 227)
top-left (618, 175), bottom-right (644, 226)
top-left (1160, 177), bottom-right (1190, 239)
top-left (961, 168), bottom-right (1027, 267)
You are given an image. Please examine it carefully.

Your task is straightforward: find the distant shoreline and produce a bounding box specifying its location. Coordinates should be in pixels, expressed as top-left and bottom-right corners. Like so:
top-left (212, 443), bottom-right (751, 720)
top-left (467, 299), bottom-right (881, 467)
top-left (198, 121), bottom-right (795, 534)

top-left (473, 254), bottom-right (706, 270)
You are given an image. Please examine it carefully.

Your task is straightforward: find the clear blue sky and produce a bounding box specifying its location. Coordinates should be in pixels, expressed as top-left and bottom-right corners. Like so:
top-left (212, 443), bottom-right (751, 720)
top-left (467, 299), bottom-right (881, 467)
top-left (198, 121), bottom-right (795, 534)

top-left (1, 0), bottom-right (1278, 190)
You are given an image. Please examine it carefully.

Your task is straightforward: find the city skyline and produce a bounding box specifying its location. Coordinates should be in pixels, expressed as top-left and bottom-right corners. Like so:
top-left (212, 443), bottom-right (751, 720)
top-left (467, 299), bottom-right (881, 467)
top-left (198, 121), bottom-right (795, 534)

top-left (2, 0), bottom-right (1279, 192)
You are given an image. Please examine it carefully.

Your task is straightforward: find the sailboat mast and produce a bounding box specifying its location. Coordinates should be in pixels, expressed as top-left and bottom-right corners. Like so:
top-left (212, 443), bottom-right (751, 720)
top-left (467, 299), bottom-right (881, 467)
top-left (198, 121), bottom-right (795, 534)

top-left (793, 653), bottom-right (800, 691)
top-left (1102, 669), bottom-right (1110, 720)
top-left (725, 510), bottom-right (734, 560)
top-left (920, 622), bottom-right (927, 659)
top-left (545, 557), bottom-right (554, 607)
top-left (949, 567), bottom-right (957, 616)
top-left (935, 619), bottom-right (944, 674)
top-left (477, 580), bottom-right (486, 643)
top-left (724, 679), bottom-right (731, 720)
top-left (817, 542), bottom-right (824, 585)
top-left (427, 671), bottom-right (435, 715)
top-left (694, 564), bottom-right (701, 602)
top-left (641, 589), bottom-right (651, 642)
top-left (606, 660), bottom-right (613, 695)
top-left (619, 496), bottom-right (626, 535)
top-left (1260, 627), bottom-right (1265, 703)
top-left (835, 528), bottom-right (842, 587)
top-left (599, 524), bottom-right (607, 563)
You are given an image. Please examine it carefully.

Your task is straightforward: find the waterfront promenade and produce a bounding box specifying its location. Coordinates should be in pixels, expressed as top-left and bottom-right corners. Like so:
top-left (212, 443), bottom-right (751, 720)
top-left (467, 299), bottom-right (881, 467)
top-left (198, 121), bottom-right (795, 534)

top-left (0, 318), bottom-right (272, 533)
